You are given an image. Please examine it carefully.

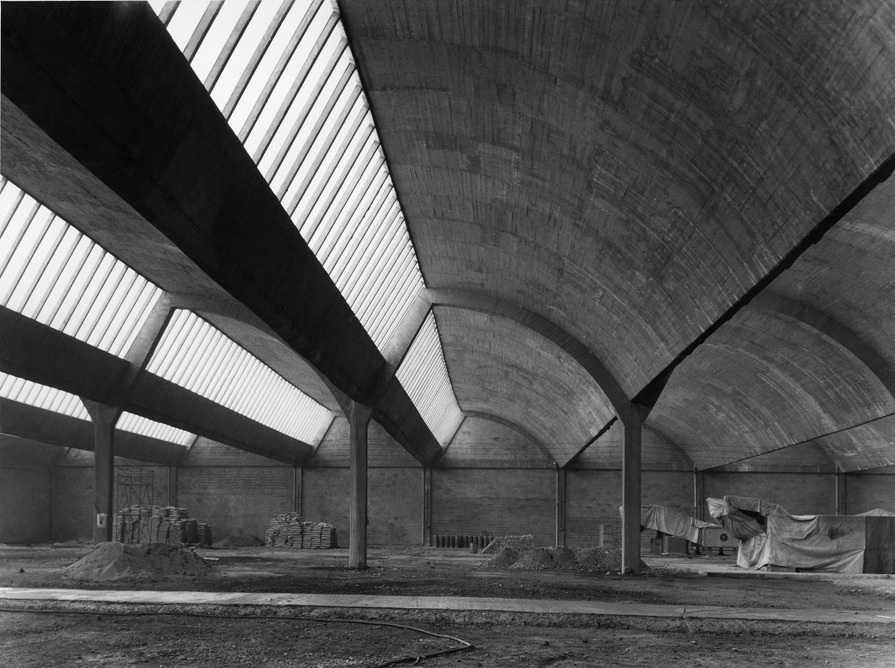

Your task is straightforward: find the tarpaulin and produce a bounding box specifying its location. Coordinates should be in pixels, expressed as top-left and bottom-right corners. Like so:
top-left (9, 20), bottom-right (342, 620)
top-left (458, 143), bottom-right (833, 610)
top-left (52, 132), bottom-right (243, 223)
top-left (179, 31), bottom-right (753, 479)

top-left (624, 505), bottom-right (719, 543)
top-left (708, 496), bottom-right (895, 574)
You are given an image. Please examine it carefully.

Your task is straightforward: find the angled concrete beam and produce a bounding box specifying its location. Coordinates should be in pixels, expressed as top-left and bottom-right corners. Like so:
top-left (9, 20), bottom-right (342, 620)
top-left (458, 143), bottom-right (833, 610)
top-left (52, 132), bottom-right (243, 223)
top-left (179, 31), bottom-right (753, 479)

top-left (0, 399), bottom-right (185, 465)
top-left (1, 310), bottom-right (312, 465)
top-left (128, 374), bottom-right (312, 466)
top-left (0, 307), bottom-right (129, 404)
top-left (631, 154), bottom-right (895, 407)
top-left (0, 3), bottom-right (441, 466)
top-left (1, 3), bottom-right (378, 405)
top-left (752, 292), bottom-right (895, 400)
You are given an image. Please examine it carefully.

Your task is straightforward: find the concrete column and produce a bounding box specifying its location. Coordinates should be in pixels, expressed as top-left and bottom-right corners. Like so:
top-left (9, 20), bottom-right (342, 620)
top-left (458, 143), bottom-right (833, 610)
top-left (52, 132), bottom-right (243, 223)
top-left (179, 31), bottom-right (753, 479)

top-left (835, 467), bottom-right (847, 515)
top-left (620, 403), bottom-right (649, 575)
top-left (347, 401), bottom-right (373, 569)
top-left (83, 401), bottom-right (118, 544)
top-left (422, 467), bottom-right (433, 546)
top-left (293, 465), bottom-right (303, 515)
top-left (693, 467), bottom-right (705, 521)
top-left (168, 465), bottom-right (178, 506)
top-left (555, 466), bottom-right (566, 547)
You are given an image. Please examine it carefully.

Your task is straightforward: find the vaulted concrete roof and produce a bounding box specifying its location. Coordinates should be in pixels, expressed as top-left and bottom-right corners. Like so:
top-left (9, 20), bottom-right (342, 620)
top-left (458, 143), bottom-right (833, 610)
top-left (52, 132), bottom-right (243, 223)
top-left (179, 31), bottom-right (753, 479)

top-left (2, 1), bottom-right (895, 473)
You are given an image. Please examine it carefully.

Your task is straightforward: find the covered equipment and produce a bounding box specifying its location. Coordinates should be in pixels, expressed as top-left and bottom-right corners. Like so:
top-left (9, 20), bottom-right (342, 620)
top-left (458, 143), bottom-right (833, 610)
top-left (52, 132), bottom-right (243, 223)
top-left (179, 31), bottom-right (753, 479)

top-left (708, 496), bottom-right (895, 574)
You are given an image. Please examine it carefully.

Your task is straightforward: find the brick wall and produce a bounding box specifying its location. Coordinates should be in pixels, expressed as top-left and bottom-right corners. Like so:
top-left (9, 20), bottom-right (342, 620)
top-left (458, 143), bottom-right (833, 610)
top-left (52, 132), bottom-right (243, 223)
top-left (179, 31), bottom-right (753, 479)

top-left (704, 472), bottom-right (836, 515)
top-left (846, 465), bottom-right (895, 514)
top-left (0, 465), bottom-right (52, 543)
top-left (431, 468), bottom-right (554, 545)
top-left (177, 467), bottom-right (292, 540)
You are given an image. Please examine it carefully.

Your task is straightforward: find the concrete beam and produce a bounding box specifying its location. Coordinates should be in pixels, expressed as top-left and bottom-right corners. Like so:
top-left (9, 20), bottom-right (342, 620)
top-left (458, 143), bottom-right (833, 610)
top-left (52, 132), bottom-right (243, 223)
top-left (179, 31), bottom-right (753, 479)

top-left (0, 399), bottom-right (186, 466)
top-left (0, 2), bottom-right (440, 465)
top-left (1, 308), bottom-right (313, 465)
top-left (128, 374), bottom-right (312, 466)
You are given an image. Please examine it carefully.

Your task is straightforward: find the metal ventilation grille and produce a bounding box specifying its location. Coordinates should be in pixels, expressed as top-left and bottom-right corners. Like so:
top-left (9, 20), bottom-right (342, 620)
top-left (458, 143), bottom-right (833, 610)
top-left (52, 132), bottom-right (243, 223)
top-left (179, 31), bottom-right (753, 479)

top-left (150, 0), bottom-right (425, 350)
top-left (145, 309), bottom-right (333, 444)
top-left (0, 372), bottom-right (90, 420)
top-left (395, 311), bottom-right (463, 446)
top-left (0, 178), bottom-right (163, 359)
top-left (116, 411), bottom-right (195, 446)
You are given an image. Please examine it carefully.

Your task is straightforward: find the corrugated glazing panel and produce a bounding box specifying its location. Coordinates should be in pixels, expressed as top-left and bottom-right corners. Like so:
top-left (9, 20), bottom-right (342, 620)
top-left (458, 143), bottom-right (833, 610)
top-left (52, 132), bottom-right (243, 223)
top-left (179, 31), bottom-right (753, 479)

top-left (395, 311), bottom-right (463, 446)
top-left (145, 309), bottom-right (333, 444)
top-left (0, 178), bottom-right (163, 359)
top-left (0, 372), bottom-right (90, 420)
top-left (116, 411), bottom-right (195, 446)
top-left (150, 0), bottom-right (425, 351)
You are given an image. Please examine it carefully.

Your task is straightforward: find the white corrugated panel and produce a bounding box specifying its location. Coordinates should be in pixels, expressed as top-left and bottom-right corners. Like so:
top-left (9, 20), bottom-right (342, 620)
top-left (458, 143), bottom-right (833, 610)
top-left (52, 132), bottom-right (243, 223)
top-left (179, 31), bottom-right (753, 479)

top-left (0, 372), bottom-right (90, 420)
top-left (395, 311), bottom-right (463, 446)
top-left (0, 178), bottom-right (163, 359)
top-left (150, 0), bottom-right (424, 350)
top-left (116, 411), bottom-right (195, 446)
top-left (145, 309), bottom-right (333, 444)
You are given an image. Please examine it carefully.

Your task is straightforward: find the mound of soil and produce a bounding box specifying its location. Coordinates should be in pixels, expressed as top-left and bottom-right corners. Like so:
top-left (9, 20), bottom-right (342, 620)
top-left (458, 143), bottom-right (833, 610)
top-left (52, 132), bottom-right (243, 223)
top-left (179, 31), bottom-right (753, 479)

top-left (482, 546), bottom-right (623, 573)
top-left (487, 548), bottom-right (520, 568)
top-left (481, 534), bottom-right (535, 555)
top-left (212, 535), bottom-right (265, 548)
top-left (62, 542), bottom-right (212, 581)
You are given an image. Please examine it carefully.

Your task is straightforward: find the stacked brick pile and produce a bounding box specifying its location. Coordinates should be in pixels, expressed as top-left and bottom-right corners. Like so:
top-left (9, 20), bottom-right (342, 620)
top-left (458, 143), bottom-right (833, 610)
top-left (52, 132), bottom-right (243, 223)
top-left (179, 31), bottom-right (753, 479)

top-left (265, 513), bottom-right (336, 548)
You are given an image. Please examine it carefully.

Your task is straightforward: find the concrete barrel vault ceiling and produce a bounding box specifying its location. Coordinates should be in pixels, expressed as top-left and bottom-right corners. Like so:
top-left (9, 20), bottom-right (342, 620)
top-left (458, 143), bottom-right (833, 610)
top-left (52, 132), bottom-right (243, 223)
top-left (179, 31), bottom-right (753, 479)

top-left (341, 0), bottom-right (895, 471)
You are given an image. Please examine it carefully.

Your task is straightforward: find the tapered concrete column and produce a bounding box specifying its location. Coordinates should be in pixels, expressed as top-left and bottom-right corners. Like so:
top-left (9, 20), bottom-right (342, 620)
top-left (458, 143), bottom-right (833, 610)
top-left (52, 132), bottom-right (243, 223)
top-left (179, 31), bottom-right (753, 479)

top-left (620, 403), bottom-right (650, 575)
top-left (555, 466), bottom-right (566, 547)
top-left (168, 465), bottom-right (177, 506)
top-left (693, 467), bottom-right (705, 521)
top-left (422, 467), bottom-right (433, 546)
top-left (83, 401), bottom-right (119, 544)
top-left (293, 465), bottom-right (303, 515)
top-left (835, 467), bottom-right (847, 515)
top-left (347, 401), bottom-right (373, 569)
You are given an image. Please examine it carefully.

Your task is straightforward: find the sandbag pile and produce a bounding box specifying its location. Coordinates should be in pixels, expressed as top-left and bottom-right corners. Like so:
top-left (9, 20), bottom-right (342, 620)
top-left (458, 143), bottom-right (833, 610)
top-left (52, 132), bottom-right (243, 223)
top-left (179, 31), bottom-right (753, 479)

top-left (112, 505), bottom-right (212, 547)
top-left (265, 513), bottom-right (337, 548)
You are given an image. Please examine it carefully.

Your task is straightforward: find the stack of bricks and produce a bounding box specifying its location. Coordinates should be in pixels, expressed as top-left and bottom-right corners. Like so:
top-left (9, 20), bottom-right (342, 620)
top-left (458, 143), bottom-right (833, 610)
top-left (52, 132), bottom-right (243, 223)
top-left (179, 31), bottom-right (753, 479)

top-left (265, 514), bottom-right (336, 548)
top-left (112, 505), bottom-right (211, 547)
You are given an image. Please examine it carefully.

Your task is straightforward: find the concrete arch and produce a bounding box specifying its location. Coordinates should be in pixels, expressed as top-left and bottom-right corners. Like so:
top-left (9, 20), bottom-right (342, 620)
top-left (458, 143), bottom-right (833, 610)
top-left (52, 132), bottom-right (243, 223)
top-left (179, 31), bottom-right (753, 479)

top-left (459, 410), bottom-right (556, 464)
top-left (752, 291), bottom-right (895, 402)
top-left (426, 288), bottom-right (630, 413)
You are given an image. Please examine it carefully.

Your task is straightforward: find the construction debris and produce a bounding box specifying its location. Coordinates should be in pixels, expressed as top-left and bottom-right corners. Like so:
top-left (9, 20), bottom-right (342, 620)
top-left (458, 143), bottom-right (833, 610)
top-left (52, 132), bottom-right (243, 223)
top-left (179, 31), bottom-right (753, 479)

top-left (62, 542), bottom-right (212, 581)
top-left (265, 514), bottom-right (337, 548)
top-left (480, 534), bottom-right (535, 555)
top-left (481, 546), bottom-right (623, 572)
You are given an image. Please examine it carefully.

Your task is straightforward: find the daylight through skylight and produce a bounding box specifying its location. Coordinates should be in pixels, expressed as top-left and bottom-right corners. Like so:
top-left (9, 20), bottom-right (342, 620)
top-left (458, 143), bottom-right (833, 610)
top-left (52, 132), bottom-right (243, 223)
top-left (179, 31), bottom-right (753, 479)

top-left (145, 309), bottom-right (333, 445)
top-left (0, 372), bottom-right (90, 421)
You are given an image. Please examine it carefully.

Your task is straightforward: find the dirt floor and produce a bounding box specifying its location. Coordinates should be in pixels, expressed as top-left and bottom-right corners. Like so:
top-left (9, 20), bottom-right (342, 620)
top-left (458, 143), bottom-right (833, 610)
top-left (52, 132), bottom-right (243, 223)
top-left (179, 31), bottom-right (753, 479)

top-left (1, 543), bottom-right (895, 667)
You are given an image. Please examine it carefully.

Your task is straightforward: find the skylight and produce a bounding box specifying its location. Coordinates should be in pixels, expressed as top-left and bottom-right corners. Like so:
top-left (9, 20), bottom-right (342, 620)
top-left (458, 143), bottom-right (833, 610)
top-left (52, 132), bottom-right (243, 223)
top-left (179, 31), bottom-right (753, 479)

top-left (395, 312), bottom-right (463, 446)
top-left (145, 309), bottom-right (334, 444)
top-left (0, 178), bottom-right (163, 359)
top-left (150, 0), bottom-right (424, 350)
top-left (116, 411), bottom-right (196, 447)
top-left (0, 372), bottom-right (90, 421)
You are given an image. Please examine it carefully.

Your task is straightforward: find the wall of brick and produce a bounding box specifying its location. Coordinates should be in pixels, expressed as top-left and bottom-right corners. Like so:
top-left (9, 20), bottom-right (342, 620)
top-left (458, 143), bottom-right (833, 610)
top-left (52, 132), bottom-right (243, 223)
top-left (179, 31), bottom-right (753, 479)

top-left (564, 470), bottom-right (692, 547)
top-left (0, 465), bottom-right (52, 543)
top-left (177, 467), bottom-right (292, 540)
top-left (846, 465), bottom-right (895, 514)
top-left (704, 472), bottom-right (836, 515)
top-left (431, 468), bottom-right (555, 545)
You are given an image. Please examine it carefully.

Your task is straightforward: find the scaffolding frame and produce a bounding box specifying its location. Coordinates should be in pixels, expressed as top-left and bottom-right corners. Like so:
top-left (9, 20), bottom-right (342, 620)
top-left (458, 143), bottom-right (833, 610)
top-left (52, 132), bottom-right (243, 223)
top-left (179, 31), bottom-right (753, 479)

top-left (115, 467), bottom-right (154, 543)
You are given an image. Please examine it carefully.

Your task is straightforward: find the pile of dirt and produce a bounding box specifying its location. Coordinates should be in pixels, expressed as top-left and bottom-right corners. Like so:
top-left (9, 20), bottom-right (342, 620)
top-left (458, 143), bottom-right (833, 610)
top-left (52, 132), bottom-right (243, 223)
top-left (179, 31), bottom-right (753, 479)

top-left (510, 547), bottom-right (554, 570)
top-left (482, 546), bottom-right (623, 572)
top-left (212, 535), bottom-right (264, 548)
top-left (480, 534), bottom-right (535, 555)
top-left (62, 542), bottom-right (212, 581)
top-left (487, 547), bottom-right (520, 568)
